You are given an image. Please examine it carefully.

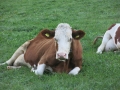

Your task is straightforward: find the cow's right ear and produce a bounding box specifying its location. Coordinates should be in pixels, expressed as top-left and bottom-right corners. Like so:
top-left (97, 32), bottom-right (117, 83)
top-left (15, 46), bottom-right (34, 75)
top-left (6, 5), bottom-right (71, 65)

top-left (41, 29), bottom-right (55, 39)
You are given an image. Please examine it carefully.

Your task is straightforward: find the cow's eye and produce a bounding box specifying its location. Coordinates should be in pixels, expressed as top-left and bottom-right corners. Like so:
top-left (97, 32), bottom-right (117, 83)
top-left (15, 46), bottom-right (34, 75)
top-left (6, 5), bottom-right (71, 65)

top-left (54, 38), bottom-right (58, 42)
top-left (69, 38), bottom-right (72, 42)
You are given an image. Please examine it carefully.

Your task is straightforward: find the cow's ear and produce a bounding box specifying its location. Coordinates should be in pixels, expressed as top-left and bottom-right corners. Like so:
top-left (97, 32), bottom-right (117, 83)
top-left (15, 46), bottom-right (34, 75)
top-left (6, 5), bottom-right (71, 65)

top-left (41, 29), bottom-right (55, 39)
top-left (72, 30), bottom-right (85, 40)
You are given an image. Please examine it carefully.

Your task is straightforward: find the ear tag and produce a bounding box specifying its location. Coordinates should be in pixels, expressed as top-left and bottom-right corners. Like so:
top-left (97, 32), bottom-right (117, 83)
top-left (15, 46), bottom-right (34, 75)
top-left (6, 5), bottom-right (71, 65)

top-left (75, 35), bottom-right (79, 38)
top-left (45, 33), bottom-right (50, 37)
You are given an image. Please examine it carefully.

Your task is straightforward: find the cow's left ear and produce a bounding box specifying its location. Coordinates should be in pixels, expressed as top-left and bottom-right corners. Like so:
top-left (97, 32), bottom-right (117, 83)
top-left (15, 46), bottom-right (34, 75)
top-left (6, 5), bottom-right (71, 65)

top-left (41, 29), bottom-right (55, 39)
top-left (72, 30), bottom-right (85, 40)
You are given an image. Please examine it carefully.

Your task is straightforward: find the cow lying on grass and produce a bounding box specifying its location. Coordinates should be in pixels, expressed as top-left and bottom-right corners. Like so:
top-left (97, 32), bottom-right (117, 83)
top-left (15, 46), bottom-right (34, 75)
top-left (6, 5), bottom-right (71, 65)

top-left (0, 23), bottom-right (85, 76)
top-left (94, 23), bottom-right (120, 54)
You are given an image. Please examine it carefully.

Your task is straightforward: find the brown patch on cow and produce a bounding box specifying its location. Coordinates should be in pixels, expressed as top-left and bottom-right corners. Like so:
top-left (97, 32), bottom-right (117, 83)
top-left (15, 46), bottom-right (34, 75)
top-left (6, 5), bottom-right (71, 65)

top-left (108, 24), bottom-right (116, 30)
top-left (115, 26), bottom-right (120, 44)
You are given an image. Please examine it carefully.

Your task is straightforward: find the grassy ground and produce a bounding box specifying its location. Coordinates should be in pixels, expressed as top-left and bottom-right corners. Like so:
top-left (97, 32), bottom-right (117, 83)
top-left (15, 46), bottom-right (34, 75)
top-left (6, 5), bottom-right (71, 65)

top-left (0, 0), bottom-right (120, 90)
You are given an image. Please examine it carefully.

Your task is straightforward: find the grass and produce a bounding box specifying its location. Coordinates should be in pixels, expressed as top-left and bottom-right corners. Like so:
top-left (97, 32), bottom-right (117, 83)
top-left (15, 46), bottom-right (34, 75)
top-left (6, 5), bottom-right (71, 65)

top-left (0, 0), bottom-right (120, 90)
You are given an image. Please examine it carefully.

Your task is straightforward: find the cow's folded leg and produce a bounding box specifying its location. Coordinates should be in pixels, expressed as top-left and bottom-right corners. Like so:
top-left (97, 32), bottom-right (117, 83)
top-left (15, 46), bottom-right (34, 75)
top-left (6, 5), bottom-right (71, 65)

top-left (13, 54), bottom-right (31, 68)
top-left (97, 31), bottom-right (111, 54)
top-left (33, 63), bottom-right (46, 75)
top-left (105, 39), bottom-right (117, 52)
top-left (7, 66), bottom-right (21, 69)
top-left (68, 67), bottom-right (80, 75)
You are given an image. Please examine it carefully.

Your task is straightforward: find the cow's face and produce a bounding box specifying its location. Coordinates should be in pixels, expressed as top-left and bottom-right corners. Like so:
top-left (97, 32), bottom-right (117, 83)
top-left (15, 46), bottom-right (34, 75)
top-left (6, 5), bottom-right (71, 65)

top-left (54, 23), bottom-right (72, 60)
top-left (41, 23), bottom-right (85, 61)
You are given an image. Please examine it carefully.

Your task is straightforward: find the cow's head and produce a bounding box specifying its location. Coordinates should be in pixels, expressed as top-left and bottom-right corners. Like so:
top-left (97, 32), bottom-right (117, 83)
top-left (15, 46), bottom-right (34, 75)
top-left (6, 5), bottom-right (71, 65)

top-left (41, 23), bottom-right (85, 61)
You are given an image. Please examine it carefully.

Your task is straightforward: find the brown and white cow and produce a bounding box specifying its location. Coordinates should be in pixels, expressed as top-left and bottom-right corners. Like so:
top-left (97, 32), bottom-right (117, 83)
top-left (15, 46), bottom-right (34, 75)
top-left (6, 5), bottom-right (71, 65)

top-left (96, 23), bottom-right (120, 54)
top-left (0, 23), bottom-right (85, 76)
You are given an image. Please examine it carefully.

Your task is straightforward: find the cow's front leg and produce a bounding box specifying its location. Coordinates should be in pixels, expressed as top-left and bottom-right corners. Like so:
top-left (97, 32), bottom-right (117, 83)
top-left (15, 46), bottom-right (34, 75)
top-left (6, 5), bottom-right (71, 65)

top-left (69, 67), bottom-right (80, 75)
top-left (32, 63), bottom-right (46, 75)
top-left (68, 58), bottom-right (82, 75)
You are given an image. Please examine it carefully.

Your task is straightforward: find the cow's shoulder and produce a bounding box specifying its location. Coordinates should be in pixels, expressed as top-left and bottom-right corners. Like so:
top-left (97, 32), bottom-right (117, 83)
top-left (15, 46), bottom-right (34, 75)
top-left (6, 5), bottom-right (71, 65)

top-left (24, 30), bottom-right (55, 65)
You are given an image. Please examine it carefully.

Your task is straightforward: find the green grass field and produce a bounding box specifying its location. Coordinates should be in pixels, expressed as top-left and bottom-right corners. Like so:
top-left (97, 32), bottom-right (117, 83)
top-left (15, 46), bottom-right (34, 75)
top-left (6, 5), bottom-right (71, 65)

top-left (0, 0), bottom-right (120, 90)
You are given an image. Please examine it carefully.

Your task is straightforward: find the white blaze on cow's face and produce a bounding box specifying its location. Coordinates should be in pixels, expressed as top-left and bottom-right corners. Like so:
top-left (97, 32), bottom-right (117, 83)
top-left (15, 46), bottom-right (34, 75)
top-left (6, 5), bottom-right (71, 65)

top-left (54, 23), bottom-right (72, 60)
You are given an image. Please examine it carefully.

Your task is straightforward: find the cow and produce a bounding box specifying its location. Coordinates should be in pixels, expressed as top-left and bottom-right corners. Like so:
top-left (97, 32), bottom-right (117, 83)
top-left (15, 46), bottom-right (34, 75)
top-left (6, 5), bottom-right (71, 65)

top-left (95, 23), bottom-right (120, 54)
top-left (0, 23), bottom-right (85, 76)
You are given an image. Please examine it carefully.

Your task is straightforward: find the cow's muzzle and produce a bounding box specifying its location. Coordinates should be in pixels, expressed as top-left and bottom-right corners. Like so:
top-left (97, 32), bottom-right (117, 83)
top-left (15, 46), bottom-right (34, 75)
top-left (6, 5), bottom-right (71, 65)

top-left (56, 52), bottom-right (68, 61)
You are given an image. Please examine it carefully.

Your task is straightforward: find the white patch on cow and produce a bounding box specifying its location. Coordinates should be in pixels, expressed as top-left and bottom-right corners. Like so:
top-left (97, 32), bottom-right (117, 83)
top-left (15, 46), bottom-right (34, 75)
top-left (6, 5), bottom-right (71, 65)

top-left (97, 31), bottom-right (111, 54)
top-left (32, 64), bottom-right (46, 75)
top-left (69, 67), bottom-right (80, 75)
top-left (105, 39), bottom-right (117, 51)
top-left (54, 23), bottom-right (72, 59)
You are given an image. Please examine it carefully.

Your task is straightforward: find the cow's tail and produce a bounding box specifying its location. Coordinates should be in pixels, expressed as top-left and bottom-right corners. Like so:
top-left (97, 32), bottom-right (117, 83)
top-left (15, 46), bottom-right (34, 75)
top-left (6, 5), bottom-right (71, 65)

top-left (93, 36), bottom-right (103, 45)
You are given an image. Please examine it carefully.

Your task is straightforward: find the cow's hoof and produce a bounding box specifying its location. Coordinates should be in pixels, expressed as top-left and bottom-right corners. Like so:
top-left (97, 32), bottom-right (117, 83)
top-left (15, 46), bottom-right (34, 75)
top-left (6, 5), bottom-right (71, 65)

top-left (68, 67), bottom-right (80, 75)
top-left (69, 71), bottom-right (78, 75)
top-left (7, 66), bottom-right (11, 69)
top-left (96, 50), bottom-right (102, 54)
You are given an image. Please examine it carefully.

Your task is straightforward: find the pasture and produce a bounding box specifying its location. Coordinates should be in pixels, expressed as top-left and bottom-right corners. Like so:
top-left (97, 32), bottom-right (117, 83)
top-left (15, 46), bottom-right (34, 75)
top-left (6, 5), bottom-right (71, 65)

top-left (0, 0), bottom-right (120, 90)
